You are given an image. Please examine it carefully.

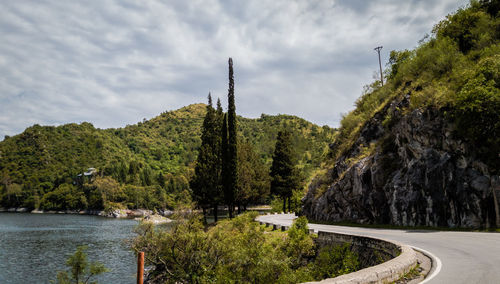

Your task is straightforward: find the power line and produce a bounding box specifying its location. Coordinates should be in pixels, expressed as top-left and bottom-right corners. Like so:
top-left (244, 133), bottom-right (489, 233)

top-left (374, 46), bottom-right (384, 86)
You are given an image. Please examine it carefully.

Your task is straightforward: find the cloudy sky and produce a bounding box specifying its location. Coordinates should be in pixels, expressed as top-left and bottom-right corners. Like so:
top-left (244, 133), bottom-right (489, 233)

top-left (0, 0), bottom-right (469, 139)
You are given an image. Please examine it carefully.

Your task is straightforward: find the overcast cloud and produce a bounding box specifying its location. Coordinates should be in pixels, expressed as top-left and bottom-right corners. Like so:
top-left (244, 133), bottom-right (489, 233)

top-left (0, 0), bottom-right (469, 139)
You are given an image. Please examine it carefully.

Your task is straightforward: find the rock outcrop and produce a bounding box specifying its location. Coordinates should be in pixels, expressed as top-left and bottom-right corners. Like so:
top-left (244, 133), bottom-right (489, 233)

top-left (303, 95), bottom-right (500, 228)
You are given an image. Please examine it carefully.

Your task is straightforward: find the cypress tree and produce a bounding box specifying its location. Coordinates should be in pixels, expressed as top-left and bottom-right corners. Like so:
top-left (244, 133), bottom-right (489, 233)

top-left (212, 98), bottom-right (224, 221)
top-left (191, 93), bottom-right (219, 222)
top-left (221, 112), bottom-right (231, 218)
top-left (270, 130), bottom-right (298, 212)
top-left (225, 58), bottom-right (238, 218)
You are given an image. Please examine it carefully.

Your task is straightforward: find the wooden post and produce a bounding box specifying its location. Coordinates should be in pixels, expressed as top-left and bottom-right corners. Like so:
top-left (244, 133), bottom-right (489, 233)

top-left (137, 251), bottom-right (144, 284)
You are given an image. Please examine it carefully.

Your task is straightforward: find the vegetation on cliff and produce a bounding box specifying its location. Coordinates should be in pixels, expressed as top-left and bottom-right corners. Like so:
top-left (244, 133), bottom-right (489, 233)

top-left (329, 0), bottom-right (499, 171)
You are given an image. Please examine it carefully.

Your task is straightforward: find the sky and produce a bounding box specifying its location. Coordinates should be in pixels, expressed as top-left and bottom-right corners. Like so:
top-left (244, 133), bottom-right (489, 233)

top-left (0, 0), bottom-right (469, 139)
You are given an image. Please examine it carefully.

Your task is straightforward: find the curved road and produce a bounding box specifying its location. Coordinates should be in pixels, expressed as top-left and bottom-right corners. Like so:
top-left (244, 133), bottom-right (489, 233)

top-left (257, 214), bottom-right (500, 284)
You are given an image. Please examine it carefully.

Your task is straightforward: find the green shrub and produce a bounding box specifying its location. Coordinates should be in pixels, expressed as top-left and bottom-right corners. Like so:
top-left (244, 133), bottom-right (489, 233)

top-left (313, 243), bottom-right (360, 279)
top-left (40, 184), bottom-right (87, 211)
top-left (452, 55), bottom-right (500, 170)
top-left (284, 216), bottom-right (316, 269)
top-left (132, 213), bottom-right (359, 283)
top-left (52, 246), bottom-right (108, 284)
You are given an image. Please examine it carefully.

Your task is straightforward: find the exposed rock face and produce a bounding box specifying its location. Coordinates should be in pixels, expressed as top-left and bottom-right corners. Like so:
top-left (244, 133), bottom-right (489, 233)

top-left (303, 96), bottom-right (500, 228)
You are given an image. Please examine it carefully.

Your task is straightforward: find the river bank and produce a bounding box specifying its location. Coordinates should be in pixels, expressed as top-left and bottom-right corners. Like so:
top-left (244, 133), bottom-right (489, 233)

top-left (0, 207), bottom-right (173, 223)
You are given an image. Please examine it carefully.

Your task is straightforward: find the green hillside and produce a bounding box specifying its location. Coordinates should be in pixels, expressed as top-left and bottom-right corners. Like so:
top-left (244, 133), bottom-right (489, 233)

top-left (0, 103), bottom-right (335, 210)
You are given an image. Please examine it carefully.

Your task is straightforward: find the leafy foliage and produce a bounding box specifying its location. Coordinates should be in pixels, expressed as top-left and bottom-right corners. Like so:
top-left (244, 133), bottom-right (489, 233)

top-left (40, 184), bottom-right (87, 211)
top-left (312, 243), bottom-right (360, 280)
top-left (132, 212), bottom-right (359, 283)
top-left (270, 189), bottom-right (304, 213)
top-left (283, 216), bottom-right (316, 269)
top-left (52, 246), bottom-right (108, 284)
top-left (453, 55), bottom-right (500, 169)
top-left (237, 141), bottom-right (270, 206)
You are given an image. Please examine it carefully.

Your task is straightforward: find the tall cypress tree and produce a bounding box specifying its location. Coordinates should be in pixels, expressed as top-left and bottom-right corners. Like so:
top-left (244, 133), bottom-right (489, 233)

top-left (190, 93), bottom-right (219, 222)
top-left (270, 129), bottom-right (298, 212)
top-left (225, 57), bottom-right (238, 218)
top-left (221, 113), bottom-right (231, 218)
top-left (213, 98), bottom-right (224, 222)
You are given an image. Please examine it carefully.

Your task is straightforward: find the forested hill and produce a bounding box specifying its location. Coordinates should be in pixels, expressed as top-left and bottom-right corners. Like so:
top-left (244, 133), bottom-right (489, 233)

top-left (0, 103), bottom-right (335, 210)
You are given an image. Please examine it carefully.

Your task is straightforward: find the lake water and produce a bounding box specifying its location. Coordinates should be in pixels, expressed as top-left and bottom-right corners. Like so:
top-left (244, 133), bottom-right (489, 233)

top-left (0, 213), bottom-right (138, 284)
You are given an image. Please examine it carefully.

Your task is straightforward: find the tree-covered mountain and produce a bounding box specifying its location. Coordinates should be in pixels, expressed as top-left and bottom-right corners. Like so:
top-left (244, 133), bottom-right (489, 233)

top-left (303, 0), bottom-right (500, 228)
top-left (0, 103), bottom-right (335, 211)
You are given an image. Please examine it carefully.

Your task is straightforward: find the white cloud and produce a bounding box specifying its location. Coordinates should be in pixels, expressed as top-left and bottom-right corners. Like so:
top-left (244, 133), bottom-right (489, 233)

top-left (0, 0), bottom-right (469, 139)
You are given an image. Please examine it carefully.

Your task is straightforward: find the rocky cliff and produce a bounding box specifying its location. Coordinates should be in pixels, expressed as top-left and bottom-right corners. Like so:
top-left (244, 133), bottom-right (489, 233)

top-left (303, 94), bottom-right (500, 228)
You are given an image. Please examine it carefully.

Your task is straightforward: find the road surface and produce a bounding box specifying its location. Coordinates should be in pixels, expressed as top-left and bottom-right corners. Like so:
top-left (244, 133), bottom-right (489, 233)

top-left (257, 214), bottom-right (500, 284)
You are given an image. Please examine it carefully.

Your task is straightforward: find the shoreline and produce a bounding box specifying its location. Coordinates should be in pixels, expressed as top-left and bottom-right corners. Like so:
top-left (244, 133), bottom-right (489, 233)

top-left (0, 207), bottom-right (174, 220)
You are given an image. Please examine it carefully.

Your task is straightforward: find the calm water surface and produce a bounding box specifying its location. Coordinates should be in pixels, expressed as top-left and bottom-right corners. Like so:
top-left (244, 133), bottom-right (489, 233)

top-left (0, 213), bottom-right (138, 284)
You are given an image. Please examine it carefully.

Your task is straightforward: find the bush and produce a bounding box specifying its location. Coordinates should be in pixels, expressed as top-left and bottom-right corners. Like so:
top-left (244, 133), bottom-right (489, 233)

top-left (284, 216), bottom-right (316, 269)
top-left (313, 243), bottom-right (360, 280)
top-left (40, 184), bottom-right (87, 211)
top-left (52, 246), bottom-right (108, 284)
top-left (453, 55), bottom-right (500, 170)
top-left (132, 213), bottom-right (359, 283)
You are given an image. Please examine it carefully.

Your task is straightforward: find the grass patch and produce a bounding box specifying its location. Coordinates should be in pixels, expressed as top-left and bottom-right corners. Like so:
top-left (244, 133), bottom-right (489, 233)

top-left (393, 264), bottom-right (421, 283)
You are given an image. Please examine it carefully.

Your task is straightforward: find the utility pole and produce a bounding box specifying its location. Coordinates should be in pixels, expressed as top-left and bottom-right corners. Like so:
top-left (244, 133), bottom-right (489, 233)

top-left (374, 46), bottom-right (384, 86)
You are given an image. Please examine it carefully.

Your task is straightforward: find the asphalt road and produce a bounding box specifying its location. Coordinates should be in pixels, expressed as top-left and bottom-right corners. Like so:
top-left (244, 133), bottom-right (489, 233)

top-left (257, 214), bottom-right (500, 284)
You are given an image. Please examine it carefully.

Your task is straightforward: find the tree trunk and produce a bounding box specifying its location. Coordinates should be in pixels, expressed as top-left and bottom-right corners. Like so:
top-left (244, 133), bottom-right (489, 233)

top-left (202, 207), bottom-right (207, 224)
top-left (228, 204), bottom-right (233, 219)
top-left (288, 197), bottom-right (291, 213)
top-left (244, 204), bottom-right (247, 211)
top-left (214, 203), bottom-right (218, 223)
top-left (237, 202), bottom-right (241, 214)
top-left (283, 198), bottom-right (286, 213)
